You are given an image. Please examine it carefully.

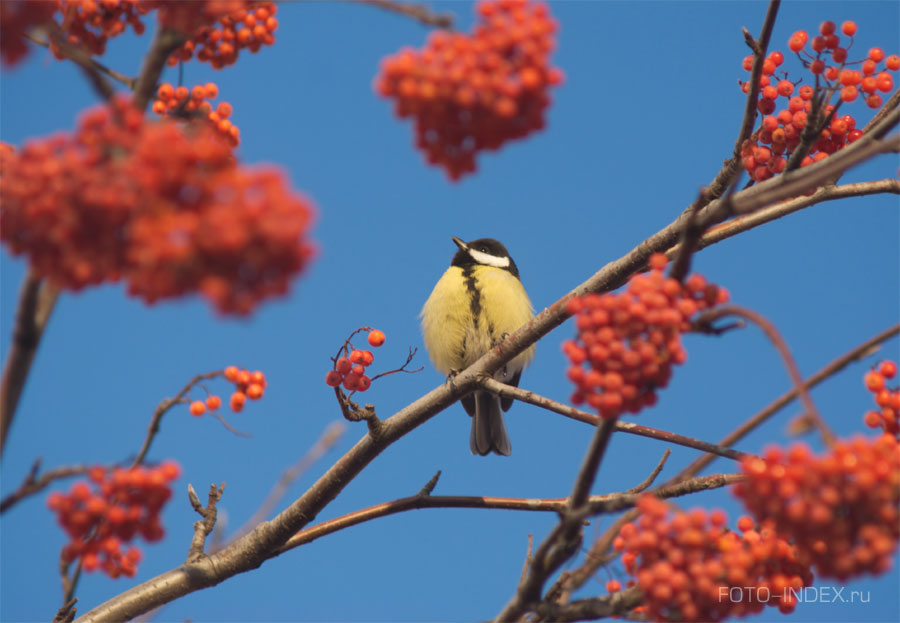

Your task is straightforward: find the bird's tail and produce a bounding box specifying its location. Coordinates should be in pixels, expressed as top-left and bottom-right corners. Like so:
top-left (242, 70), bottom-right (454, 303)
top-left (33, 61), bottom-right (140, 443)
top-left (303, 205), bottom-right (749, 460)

top-left (469, 390), bottom-right (511, 456)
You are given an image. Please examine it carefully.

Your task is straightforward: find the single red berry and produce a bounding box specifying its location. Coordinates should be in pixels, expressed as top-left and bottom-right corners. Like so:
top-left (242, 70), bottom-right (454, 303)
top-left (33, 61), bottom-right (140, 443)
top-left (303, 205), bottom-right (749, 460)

top-left (368, 329), bottom-right (386, 347)
top-left (325, 370), bottom-right (343, 387)
top-left (866, 94), bottom-right (883, 109)
top-left (246, 383), bottom-right (264, 399)
top-left (357, 375), bottom-right (372, 391)
top-left (224, 366), bottom-right (239, 381)
top-left (349, 350), bottom-right (365, 364)
top-left (841, 21), bottom-right (857, 37)
top-left (879, 361), bottom-right (898, 379)
top-left (189, 401), bottom-right (206, 416)
top-left (868, 47), bottom-right (885, 62)
top-left (205, 395), bottom-right (222, 410)
top-left (865, 371), bottom-right (885, 392)
top-left (840, 86), bottom-right (859, 102)
top-left (230, 391), bottom-right (246, 412)
top-left (336, 357), bottom-right (352, 374)
top-left (819, 21), bottom-right (836, 36)
top-left (886, 55), bottom-right (900, 71)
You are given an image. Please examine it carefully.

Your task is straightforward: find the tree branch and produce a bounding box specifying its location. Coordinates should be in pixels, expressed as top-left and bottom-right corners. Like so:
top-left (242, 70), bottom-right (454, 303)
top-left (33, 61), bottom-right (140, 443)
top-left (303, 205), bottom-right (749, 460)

top-left (0, 269), bottom-right (59, 458)
top-left (480, 378), bottom-right (751, 462)
top-left (675, 322), bottom-right (900, 481)
top-left (273, 472), bottom-right (742, 555)
top-left (356, 0), bottom-right (454, 29)
top-left (0, 462), bottom-right (90, 514)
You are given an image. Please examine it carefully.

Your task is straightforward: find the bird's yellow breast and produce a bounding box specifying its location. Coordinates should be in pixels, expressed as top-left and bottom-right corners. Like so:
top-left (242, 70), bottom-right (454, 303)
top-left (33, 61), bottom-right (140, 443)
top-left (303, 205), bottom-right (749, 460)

top-left (421, 265), bottom-right (535, 376)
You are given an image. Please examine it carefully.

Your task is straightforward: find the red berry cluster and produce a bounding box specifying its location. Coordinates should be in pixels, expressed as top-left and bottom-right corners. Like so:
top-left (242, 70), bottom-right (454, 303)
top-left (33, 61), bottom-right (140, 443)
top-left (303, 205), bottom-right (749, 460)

top-left (0, 0), bottom-right (56, 66)
top-left (739, 21), bottom-right (899, 182)
top-left (223, 366), bottom-right (266, 411)
top-left (50, 0), bottom-right (149, 59)
top-left (152, 82), bottom-right (240, 146)
top-left (863, 361), bottom-right (899, 436)
top-left (163, 2), bottom-right (278, 69)
top-left (0, 97), bottom-right (316, 315)
top-left (614, 496), bottom-right (813, 621)
top-left (735, 435), bottom-right (900, 580)
top-left (374, 0), bottom-right (563, 180)
top-left (46, 462), bottom-right (180, 578)
top-left (325, 329), bottom-right (386, 392)
top-left (562, 253), bottom-right (728, 419)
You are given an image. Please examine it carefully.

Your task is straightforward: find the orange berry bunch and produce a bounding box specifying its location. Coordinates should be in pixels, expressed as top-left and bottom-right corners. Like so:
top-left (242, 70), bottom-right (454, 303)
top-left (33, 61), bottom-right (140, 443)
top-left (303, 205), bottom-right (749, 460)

top-left (614, 496), bottom-right (813, 621)
top-left (374, 0), bottom-right (563, 180)
top-left (735, 435), bottom-right (900, 580)
top-left (46, 461), bottom-right (180, 578)
top-left (562, 253), bottom-right (728, 419)
top-left (163, 2), bottom-right (278, 69)
top-left (739, 21), bottom-right (899, 182)
top-left (325, 329), bottom-right (386, 392)
top-left (51, 0), bottom-right (150, 59)
top-left (0, 0), bottom-right (56, 66)
top-left (223, 366), bottom-right (267, 411)
top-left (0, 97), bottom-right (316, 315)
top-left (152, 82), bottom-right (240, 146)
top-left (863, 361), bottom-right (899, 437)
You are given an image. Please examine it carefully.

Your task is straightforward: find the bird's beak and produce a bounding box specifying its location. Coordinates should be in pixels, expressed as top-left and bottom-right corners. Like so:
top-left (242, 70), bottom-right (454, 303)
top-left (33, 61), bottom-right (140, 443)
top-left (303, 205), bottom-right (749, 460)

top-left (451, 236), bottom-right (467, 250)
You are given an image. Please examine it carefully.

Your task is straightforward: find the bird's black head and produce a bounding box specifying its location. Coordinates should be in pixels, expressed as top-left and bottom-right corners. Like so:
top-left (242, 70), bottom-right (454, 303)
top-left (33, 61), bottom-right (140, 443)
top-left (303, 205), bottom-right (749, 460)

top-left (450, 237), bottom-right (520, 277)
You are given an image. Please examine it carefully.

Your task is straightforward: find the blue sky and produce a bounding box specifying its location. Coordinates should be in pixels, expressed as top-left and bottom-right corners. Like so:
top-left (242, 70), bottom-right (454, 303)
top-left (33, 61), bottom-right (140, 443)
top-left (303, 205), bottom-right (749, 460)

top-left (1, 2), bottom-right (898, 622)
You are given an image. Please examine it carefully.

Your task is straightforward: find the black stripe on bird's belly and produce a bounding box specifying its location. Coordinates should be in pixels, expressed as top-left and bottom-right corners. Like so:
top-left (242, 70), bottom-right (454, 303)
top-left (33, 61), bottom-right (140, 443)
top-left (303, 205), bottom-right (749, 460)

top-left (462, 265), bottom-right (481, 328)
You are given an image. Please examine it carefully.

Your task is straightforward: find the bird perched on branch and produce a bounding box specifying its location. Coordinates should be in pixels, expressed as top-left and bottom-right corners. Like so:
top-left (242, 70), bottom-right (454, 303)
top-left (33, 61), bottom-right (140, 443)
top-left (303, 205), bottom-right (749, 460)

top-left (421, 237), bottom-right (535, 455)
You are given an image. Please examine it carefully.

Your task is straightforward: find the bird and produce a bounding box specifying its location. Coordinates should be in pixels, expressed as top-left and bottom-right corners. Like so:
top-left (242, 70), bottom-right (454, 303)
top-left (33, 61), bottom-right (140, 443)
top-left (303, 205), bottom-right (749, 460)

top-left (421, 236), bottom-right (535, 456)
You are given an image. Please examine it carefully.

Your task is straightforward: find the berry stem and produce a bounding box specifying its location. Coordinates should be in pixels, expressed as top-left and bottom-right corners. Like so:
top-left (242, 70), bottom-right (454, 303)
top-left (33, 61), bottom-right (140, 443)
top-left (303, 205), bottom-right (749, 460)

top-left (694, 304), bottom-right (835, 445)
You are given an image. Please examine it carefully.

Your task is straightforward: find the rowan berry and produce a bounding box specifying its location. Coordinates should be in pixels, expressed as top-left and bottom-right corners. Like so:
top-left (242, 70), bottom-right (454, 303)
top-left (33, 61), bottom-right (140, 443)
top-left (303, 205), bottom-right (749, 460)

top-left (357, 375), bottom-right (372, 392)
top-left (246, 383), bottom-right (264, 400)
top-left (886, 55), bottom-right (900, 71)
top-left (205, 395), bottom-right (222, 410)
top-left (230, 391), bottom-right (246, 412)
top-left (869, 47), bottom-right (885, 62)
top-left (225, 366), bottom-right (240, 382)
top-left (189, 400), bottom-right (206, 416)
top-left (325, 370), bottom-right (343, 387)
top-left (368, 329), bottom-right (386, 347)
top-left (841, 20), bottom-right (857, 37)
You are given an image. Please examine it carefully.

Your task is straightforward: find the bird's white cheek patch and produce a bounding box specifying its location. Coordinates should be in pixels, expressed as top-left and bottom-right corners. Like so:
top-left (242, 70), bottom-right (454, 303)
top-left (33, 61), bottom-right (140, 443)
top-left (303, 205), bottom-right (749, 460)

top-left (468, 249), bottom-right (510, 268)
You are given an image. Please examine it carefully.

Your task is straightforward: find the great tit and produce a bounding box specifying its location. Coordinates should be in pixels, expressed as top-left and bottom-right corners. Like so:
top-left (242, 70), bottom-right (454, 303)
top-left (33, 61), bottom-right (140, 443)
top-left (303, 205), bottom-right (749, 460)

top-left (421, 237), bottom-right (535, 456)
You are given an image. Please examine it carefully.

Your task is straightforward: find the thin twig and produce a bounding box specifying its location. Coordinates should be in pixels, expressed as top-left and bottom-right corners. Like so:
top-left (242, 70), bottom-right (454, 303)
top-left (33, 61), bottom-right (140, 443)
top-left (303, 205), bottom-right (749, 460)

top-left (519, 534), bottom-right (534, 586)
top-left (356, 0), bottom-right (454, 29)
top-left (675, 322), bottom-right (899, 481)
top-left (53, 597), bottom-right (78, 623)
top-left (1, 463), bottom-right (90, 514)
top-left (694, 305), bottom-right (836, 446)
top-left (0, 269), bottom-right (60, 457)
top-left (133, 371), bottom-right (223, 467)
top-left (187, 483), bottom-right (225, 562)
top-left (626, 449), bottom-right (670, 494)
top-left (480, 378), bottom-right (751, 462)
top-left (273, 472), bottom-right (742, 555)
